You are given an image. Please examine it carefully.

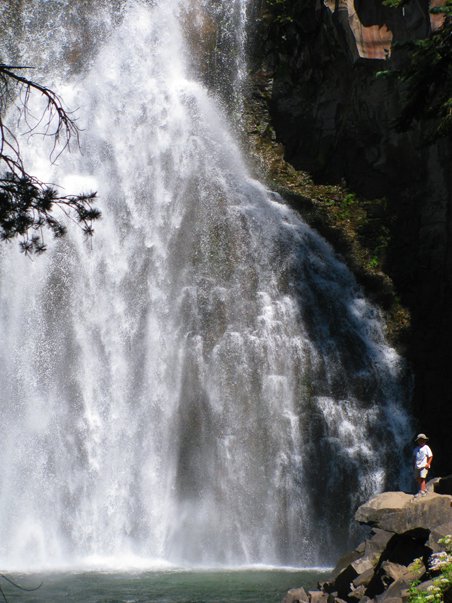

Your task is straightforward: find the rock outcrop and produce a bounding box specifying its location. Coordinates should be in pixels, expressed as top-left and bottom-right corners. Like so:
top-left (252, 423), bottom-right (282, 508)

top-left (283, 482), bottom-right (452, 603)
top-left (355, 491), bottom-right (452, 534)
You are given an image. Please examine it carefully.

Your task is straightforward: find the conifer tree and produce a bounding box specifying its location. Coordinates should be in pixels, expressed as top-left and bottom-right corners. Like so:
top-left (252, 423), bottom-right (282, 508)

top-left (0, 64), bottom-right (100, 255)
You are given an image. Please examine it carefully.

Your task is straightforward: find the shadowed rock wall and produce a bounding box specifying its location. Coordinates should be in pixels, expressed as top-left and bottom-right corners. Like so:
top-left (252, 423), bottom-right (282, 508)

top-left (252, 0), bottom-right (451, 475)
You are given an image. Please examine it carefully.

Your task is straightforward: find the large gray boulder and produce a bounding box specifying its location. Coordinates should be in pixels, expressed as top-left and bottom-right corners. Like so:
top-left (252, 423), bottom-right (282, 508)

top-left (283, 587), bottom-right (309, 603)
top-left (355, 492), bottom-right (452, 534)
top-left (428, 521), bottom-right (452, 552)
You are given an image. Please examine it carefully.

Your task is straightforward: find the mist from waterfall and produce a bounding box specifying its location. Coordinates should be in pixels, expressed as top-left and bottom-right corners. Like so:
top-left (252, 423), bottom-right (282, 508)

top-left (0, 0), bottom-right (411, 571)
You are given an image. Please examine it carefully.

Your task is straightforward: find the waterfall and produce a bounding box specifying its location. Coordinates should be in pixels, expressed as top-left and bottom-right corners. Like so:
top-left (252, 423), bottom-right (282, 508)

top-left (0, 0), bottom-right (411, 571)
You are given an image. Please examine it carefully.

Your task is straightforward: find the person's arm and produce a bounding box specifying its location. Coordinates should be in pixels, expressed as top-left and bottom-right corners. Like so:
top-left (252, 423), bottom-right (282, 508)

top-left (426, 453), bottom-right (433, 469)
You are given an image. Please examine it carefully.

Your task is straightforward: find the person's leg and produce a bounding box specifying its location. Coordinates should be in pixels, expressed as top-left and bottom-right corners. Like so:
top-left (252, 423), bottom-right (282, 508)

top-left (415, 471), bottom-right (428, 496)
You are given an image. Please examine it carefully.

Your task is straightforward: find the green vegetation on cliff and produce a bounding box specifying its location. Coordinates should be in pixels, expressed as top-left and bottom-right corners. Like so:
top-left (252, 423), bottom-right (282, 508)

top-left (243, 73), bottom-right (410, 346)
top-left (380, 2), bottom-right (452, 139)
top-left (408, 536), bottom-right (452, 603)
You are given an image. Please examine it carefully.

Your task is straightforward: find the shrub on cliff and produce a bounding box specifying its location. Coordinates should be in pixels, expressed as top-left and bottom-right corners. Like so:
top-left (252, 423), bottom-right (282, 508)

top-left (409, 536), bottom-right (452, 603)
top-left (380, 1), bottom-right (452, 140)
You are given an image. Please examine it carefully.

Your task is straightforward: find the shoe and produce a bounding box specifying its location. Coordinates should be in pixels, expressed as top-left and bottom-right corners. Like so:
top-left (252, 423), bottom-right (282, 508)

top-left (413, 491), bottom-right (427, 498)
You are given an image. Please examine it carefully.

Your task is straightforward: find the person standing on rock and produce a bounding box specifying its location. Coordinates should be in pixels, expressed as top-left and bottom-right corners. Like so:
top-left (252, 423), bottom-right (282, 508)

top-left (413, 433), bottom-right (433, 497)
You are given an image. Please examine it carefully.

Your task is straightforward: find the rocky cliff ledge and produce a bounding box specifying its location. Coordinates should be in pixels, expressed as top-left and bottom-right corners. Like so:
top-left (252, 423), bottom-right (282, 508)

top-left (284, 477), bottom-right (452, 603)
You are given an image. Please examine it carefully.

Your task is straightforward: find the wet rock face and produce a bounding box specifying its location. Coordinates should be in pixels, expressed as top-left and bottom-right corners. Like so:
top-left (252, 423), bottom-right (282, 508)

top-left (254, 0), bottom-right (452, 475)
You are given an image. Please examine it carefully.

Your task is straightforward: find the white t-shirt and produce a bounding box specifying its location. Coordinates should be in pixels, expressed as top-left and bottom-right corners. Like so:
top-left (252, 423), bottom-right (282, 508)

top-left (414, 444), bottom-right (433, 469)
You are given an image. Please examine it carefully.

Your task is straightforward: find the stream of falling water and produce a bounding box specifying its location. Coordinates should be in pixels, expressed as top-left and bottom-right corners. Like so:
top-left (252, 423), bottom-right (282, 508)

top-left (0, 0), bottom-right (411, 571)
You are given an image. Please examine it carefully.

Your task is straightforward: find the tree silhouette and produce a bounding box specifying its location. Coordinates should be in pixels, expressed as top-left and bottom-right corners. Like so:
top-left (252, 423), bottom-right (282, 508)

top-left (0, 64), bottom-right (100, 255)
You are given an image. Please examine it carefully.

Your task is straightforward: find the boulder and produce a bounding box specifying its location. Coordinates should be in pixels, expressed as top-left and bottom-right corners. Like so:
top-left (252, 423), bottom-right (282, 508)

top-left (309, 591), bottom-right (329, 603)
top-left (351, 557), bottom-right (376, 575)
top-left (364, 529), bottom-right (394, 559)
top-left (347, 584), bottom-right (366, 600)
top-left (374, 576), bottom-right (410, 602)
top-left (428, 521), bottom-right (452, 552)
top-left (352, 568), bottom-right (375, 588)
top-left (365, 535), bottom-right (428, 598)
top-left (434, 475), bottom-right (452, 496)
top-left (332, 549), bottom-right (365, 579)
top-left (379, 532), bottom-right (430, 566)
top-left (283, 587), bottom-right (310, 603)
top-left (332, 563), bottom-right (359, 599)
top-left (327, 547), bottom-right (367, 598)
top-left (352, 529), bottom-right (395, 581)
top-left (381, 558), bottom-right (425, 583)
top-left (327, 525), bottom-right (428, 599)
top-left (355, 493), bottom-right (412, 527)
top-left (355, 492), bottom-right (452, 533)
top-left (415, 580), bottom-right (434, 592)
top-left (318, 581), bottom-right (336, 594)
top-left (329, 531), bottom-right (393, 599)
top-left (381, 561), bottom-right (409, 583)
top-left (355, 541), bottom-right (366, 555)
top-left (427, 478), bottom-right (441, 493)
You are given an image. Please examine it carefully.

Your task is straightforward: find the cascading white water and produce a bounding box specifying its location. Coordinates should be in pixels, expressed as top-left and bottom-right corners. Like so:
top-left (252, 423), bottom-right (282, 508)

top-left (0, 0), bottom-right (411, 571)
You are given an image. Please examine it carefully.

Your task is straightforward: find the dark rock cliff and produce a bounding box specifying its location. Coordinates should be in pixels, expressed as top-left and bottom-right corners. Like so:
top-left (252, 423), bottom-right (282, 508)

top-left (250, 0), bottom-right (452, 476)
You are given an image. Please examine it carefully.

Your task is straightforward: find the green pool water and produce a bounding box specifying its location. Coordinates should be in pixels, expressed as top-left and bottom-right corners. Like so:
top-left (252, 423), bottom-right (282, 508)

top-left (1, 569), bottom-right (331, 602)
